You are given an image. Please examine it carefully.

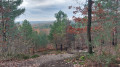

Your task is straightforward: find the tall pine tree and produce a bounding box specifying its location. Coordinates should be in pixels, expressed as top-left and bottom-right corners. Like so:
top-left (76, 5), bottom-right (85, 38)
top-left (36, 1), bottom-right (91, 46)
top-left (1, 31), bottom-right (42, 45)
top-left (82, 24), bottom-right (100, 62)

top-left (0, 0), bottom-right (25, 43)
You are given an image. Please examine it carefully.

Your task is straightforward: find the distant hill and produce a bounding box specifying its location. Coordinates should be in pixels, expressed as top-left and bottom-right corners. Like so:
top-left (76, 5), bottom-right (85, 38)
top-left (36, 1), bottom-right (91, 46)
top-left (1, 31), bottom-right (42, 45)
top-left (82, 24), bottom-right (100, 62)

top-left (32, 22), bottom-right (53, 29)
top-left (16, 21), bottom-right (54, 25)
top-left (31, 21), bottom-right (53, 35)
top-left (30, 21), bottom-right (54, 25)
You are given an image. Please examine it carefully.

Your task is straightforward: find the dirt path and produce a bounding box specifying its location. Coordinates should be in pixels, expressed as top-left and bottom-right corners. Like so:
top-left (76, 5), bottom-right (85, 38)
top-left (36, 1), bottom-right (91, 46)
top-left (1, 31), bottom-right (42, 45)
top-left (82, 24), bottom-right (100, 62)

top-left (40, 60), bottom-right (73, 67)
top-left (0, 54), bottom-right (74, 67)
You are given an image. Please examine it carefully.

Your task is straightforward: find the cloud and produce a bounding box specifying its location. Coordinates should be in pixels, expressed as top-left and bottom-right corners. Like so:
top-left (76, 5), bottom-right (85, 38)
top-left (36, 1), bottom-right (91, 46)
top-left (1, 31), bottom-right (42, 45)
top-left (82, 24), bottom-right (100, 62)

top-left (16, 0), bottom-right (86, 21)
top-left (20, 0), bottom-right (66, 8)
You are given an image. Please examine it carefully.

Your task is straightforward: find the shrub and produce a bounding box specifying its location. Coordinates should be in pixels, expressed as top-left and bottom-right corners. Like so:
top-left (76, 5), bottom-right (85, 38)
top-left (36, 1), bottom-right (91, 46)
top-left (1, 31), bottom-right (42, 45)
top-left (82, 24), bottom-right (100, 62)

top-left (31, 54), bottom-right (39, 58)
top-left (80, 56), bottom-right (85, 61)
top-left (86, 53), bottom-right (117, 67)
top-left (23, 55), bottom-right (30, 59)
top-left (14, 54), bottom-right (30, 60)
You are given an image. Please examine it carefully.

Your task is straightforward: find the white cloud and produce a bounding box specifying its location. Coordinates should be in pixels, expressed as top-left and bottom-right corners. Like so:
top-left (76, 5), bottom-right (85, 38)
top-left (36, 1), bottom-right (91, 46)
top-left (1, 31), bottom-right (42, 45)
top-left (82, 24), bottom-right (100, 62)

top-left (20, 0), bottom-right (66, 8)
top-left (16, 0), bottom-right (86, 21)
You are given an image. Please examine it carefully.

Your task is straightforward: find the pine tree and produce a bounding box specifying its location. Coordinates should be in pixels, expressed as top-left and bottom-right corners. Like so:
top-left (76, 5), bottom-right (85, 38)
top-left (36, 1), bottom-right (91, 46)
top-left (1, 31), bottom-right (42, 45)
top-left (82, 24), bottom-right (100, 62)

top-left (0, 0), bottom-right (25, 43)
top-left (48, 10), bottom-right (68, 51)
top-left (20, 20), bottom-right (32, 40)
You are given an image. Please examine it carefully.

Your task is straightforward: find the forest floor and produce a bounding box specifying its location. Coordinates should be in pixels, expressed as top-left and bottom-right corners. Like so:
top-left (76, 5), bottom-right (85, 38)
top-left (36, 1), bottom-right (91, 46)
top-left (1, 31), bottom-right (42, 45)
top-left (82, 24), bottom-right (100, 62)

top-left (40, 60), bottom-right (73, 67)
top-left (1, 48), bottom-right (120, 67)
top-left (0, 53), bottom-right (74, 67)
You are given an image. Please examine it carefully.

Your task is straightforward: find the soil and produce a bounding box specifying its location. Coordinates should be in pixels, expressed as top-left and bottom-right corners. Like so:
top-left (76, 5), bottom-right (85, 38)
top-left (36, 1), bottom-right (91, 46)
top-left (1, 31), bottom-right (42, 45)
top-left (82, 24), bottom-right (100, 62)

top-left (40, 60), bottom-right (73, 67)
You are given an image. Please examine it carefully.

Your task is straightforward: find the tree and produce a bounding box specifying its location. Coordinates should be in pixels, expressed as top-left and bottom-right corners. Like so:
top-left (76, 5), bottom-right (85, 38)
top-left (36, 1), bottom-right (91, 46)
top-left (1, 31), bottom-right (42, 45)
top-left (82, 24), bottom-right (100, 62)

top-left (48, 10), bottom-right (68, 51)
top-left (31, 31), bottom-right (48, 49)
top-left (87, 0), bottom-right (93, 54)
top-left (94, 0), bottom-right (120, 46)
top-left (0, 0), bottom-right (25, 43)
top-left (20, 20), bottom-right (32, 40)
top-left (55, 10), bottom-right (67, 22)
top-left (68, 0), bottom-right (94, 54)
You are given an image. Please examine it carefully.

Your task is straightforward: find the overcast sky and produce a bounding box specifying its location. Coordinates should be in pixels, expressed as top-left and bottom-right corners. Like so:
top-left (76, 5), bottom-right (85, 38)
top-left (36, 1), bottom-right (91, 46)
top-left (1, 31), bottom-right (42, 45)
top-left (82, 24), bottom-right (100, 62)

top-left (15, 0), bottom-right (86, 21)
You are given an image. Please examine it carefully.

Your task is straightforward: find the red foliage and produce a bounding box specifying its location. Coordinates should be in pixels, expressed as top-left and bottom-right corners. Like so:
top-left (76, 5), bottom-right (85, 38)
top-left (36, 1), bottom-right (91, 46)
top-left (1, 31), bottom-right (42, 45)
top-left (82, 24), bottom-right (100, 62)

top-left (81, 7), bottom-right (88, 15)
top-left (73, 17), bottom-right (82, 22)
top-left (98, 3), bottom-right (101, 7)
top-left (73, 11), bottom-right (78, 14)
top-left (67, 2), bottom-right (108, 34)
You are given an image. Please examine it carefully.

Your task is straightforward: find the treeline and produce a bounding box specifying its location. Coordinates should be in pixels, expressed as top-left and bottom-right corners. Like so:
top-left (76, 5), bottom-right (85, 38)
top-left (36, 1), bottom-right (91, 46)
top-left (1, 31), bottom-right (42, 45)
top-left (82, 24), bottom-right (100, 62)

top-left (48, 0), bottom-right (120, 53)
top-left (48, 10), bottom-right (87, 51)
top-left (0, 0), bottom-right (48, 57)
top-left (0, 0), bottom-right (25, 56)
top-left (16, 20), bottom-right (48, 48)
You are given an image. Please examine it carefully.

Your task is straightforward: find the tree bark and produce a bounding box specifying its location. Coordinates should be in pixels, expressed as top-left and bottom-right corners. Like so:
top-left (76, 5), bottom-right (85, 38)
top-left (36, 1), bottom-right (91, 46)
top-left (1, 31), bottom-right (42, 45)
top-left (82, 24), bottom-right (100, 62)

top-left (113, 0), bottom-right (118, 46)
top-left (112, 31), bottom-right (115, 45)
top-left (87, 0), bottom-right (93, 54)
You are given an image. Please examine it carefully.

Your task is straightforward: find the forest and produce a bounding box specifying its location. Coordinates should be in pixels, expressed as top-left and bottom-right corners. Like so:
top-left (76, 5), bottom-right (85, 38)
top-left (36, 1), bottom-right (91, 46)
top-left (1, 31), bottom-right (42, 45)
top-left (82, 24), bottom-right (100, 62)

top-left (0, 0), bottom-right (120, 67)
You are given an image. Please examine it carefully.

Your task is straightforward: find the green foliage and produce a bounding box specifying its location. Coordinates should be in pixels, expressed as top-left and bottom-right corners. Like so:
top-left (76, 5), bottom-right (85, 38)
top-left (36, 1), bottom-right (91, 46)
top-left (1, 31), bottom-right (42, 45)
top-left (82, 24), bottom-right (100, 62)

top-left (55, 10), bottom-right (67, 22)
top-left (1, 0), bottom-right (25, 25)
top-left (80, 56), bottom-right (85, 61)
top-left (39, 33), bottom-right (48, 46)
top-left (31, 54), bottom-right (39, 58)
top-left (32, 32), bottom-right (48, 47)
top-left (0, 0), bottom-right (25, 41)
top-left (20, 20), bottom-right (33, 39)
top-left (86, 53), bottom-right (117, 66)
top-left (73, 62), bottom-right (77, 64)
top-left (18, 20), bottom-right (48, 48)
top-left (48, 10), bottom-right (68, 43)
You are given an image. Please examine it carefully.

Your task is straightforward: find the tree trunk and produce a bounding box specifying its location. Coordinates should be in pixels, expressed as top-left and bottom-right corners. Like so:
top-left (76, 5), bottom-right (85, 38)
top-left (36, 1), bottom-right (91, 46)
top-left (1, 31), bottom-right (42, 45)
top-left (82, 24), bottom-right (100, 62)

top-left (112, 27), bottom-right (117, 46)
top-left (112, 31), bottom-right (115, 45)
top-left (100, 39), bottom-right (104, 54)
top-left (56, 44), bottom-right (58, 51)
top-left (65, 47), bottom-right (68, 51)
top-left (87, 0), bottom-right (93, 54)
top-left (114, 27), bottom-right (117, 45)
top-left (60, 44), bottom-right (63, 51)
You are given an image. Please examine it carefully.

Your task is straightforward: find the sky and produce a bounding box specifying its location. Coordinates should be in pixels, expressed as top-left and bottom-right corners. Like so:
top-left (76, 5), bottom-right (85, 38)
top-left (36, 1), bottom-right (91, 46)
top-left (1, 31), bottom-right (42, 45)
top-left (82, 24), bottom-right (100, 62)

top-left (15, 0), bottom-right (86, 21)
